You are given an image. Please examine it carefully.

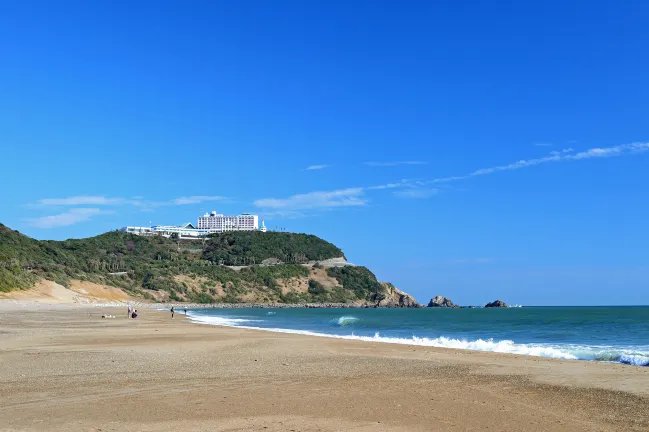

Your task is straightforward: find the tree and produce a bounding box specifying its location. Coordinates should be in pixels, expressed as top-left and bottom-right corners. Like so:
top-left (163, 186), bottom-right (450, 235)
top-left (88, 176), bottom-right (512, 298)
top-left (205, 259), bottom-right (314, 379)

top-left (169, 232), bottom-right (180, 250)
top-left (307, 279), bottom-right (326, 296)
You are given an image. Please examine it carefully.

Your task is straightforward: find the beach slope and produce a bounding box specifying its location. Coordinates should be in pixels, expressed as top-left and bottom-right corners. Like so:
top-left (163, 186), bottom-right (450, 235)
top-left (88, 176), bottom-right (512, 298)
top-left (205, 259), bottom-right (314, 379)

top-left (0, 305), bottom-right (647, 432)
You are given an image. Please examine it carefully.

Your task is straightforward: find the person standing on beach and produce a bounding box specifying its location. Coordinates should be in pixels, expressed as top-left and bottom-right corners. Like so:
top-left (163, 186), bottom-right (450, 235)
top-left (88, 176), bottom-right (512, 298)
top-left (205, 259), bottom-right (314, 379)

top-left (127, 305), bottom-right (131, 318)
top-left (184, 308), bottom-right (187, 315)
top-left (171, 306), bottom-right (174, 319)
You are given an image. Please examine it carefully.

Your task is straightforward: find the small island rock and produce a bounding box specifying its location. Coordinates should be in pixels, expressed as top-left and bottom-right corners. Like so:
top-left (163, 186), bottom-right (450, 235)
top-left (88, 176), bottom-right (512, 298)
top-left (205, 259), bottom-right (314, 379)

top-left (428, 295), bottom-right (460, 308)
top-left (484, 300), bottom-right (508, 308)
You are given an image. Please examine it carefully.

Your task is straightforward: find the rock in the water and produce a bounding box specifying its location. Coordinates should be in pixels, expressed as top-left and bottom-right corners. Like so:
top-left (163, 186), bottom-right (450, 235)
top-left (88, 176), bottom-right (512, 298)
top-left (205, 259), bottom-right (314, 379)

top-left (484, 300), bottom-right (508, 308)
top-left (427, 295), bottom-right (459, 308)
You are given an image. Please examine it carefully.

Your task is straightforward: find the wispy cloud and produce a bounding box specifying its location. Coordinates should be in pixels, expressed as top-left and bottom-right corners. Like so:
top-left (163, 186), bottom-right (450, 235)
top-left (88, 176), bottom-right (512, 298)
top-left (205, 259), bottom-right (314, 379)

top-left (39, 196), bottom-right (130, 206)
top-left (305, 164), bottom-right (330, 171)
top-left (367, 179), bottom-right (418, 190)
top-left (37, 195), bottom-right (225, 208)
top-left (549, 148), bottom-right (574, 156)
top-left (26, 208), bottom-right (110, 228)
top-left (171, 196), bottom-right (225, 205)
top-left (393, 188), bottom-right (439, 199)
top-left (256, 142), bottom-right (649, 218)
top-left (254, 188), bottom-right (366, 211)
top-left (31, 141), bottom-right (648, 225)
top-left (428, 142), bottom-right (649, 184)
top-left (364, 161), bottom-right (427, 167)
top-left (533, 142), bottom-right (553, 147)
top-left (258, 142), bottom-right (649, 217)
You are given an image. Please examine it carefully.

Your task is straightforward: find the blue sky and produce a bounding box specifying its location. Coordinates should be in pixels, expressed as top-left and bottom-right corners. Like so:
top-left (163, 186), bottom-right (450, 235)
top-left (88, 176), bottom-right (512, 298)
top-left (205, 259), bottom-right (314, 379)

top-left (1, 1), bottom-right (648, 305)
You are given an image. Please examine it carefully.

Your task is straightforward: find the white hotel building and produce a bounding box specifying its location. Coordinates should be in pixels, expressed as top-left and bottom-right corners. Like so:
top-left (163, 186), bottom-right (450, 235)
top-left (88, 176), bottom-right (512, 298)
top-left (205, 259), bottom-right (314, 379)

top-left (121, 211), bottom-right (264, 239)
top-left (198, 211), bottom-right (259, 232)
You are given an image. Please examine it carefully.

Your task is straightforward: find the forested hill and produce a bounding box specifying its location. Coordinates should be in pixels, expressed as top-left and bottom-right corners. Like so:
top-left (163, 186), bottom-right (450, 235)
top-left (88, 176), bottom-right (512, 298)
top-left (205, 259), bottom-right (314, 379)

top-left (202, 231), bottom-right (344, 265)
top-left (0, 224), bottom-right (419, 307)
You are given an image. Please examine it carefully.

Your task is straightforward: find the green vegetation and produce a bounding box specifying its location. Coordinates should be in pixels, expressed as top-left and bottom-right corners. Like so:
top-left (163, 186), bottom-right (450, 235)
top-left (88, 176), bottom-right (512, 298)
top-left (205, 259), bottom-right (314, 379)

top-left (0, 263), bottom-right (39, 293)
top-left (326, 266), bottom-right (386, 301)
top-left (307, 279), bottom-right (326, 296)
top-left (202, 231), bottom-right (343, 265)
top-left (0, 223), bottom-right (386, 304)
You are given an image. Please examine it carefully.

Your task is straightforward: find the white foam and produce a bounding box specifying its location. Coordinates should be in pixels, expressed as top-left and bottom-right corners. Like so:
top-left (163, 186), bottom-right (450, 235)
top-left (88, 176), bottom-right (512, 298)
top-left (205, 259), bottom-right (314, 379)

top-left (332, 316), bottom-right (359, 326)
top-left (619, 354), bottom-right (649, 366)
top-left (188, 314), bottom-right (260, 326)
top-left (186, 313), bottom-right (649, 366)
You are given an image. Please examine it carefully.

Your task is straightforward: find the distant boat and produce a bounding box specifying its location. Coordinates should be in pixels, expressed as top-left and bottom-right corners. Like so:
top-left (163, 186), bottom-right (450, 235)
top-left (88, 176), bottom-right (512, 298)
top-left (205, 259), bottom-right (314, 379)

top-left (510, 304), bottom-right (523, 308)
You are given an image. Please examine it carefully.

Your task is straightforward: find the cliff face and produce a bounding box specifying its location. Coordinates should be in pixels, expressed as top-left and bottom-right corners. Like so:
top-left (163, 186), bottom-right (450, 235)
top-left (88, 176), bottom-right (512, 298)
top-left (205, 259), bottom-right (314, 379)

top-left (375, 283), bottom-right (422, 308)
top-left (390, 287), bottom-right (421, 308)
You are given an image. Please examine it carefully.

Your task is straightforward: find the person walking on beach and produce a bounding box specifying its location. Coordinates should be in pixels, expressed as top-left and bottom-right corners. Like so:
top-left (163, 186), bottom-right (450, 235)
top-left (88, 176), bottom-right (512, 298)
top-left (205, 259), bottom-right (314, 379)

top-left (127, 305), bottom-right (131, 318)
top-left (184, 308), bottom-right (187, 315)
top-left (171, 306), bottom-right (174, 319)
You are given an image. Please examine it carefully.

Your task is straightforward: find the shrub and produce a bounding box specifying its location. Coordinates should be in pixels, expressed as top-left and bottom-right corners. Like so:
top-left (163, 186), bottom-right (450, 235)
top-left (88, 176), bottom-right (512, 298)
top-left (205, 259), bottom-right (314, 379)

top-left (191, 292), bottom-right (214, 304)
top-left (307, 279), bottom-right (326, 296)
top-left (326, 266), bottom-right (385, 301)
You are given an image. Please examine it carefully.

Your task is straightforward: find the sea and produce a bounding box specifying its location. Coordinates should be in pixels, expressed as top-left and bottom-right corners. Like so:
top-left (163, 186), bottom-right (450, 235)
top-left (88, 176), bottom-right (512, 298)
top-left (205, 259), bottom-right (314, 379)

top-left (186, 306), bottom-right (649, 367)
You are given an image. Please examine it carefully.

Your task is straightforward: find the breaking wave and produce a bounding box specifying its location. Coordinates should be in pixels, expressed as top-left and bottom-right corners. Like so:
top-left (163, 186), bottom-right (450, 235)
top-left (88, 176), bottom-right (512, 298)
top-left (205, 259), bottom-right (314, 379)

top-left (331, 316), bottom-right (359, 327)
top-left (187, 314), bottom-right (649, 367)
top-left (187, 315), bottom-right (260, 326)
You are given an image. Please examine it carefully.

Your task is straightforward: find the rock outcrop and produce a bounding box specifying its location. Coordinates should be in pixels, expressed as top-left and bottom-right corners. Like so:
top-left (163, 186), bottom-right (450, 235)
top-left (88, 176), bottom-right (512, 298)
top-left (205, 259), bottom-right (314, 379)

top-left (376, 283), bottom-right (422, 308)
top-left (427, 295), bottom-right (459, 308)
top-left (484, 300), bottom-right (508, 308)
top-left (393, 288), bottom-right (421, 308)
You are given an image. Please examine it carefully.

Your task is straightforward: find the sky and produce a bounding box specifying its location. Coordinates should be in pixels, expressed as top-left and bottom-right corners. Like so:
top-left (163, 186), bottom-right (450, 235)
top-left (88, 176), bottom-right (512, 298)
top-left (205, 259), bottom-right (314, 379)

top-left (1, 1), bottom-right (648, 305)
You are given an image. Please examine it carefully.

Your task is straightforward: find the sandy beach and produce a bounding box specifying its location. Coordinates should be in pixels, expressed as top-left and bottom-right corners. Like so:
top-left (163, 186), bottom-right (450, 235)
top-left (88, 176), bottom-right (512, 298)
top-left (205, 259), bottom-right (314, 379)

top-left (1, 304), bottom-right (648, 432)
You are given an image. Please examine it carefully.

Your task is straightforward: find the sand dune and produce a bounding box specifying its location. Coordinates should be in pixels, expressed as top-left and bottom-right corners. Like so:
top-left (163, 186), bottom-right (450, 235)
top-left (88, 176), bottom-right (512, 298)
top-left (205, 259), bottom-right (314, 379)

top-left (0, 280), bottom-right (132, 305)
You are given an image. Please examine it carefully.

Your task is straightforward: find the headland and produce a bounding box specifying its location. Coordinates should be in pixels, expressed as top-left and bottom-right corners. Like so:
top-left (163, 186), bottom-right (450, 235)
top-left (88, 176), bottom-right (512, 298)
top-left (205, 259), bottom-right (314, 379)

top-left (0, 223), bottom-right (420, 307)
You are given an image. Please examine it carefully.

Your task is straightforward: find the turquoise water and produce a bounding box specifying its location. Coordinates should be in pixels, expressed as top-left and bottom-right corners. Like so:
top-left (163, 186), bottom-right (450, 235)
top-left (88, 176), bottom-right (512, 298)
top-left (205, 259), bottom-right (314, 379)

top-left (187, 307), bottom-right (649, 366)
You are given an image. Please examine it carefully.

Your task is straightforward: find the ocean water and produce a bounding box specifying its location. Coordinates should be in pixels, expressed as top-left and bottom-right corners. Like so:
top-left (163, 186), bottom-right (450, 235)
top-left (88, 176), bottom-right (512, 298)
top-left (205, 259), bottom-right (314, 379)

top-left (186, 306), bottom-right (649, 367)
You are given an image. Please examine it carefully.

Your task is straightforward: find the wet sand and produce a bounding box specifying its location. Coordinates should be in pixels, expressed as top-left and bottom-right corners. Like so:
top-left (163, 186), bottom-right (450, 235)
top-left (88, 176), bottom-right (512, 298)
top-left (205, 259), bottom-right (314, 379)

top-left (0, 304), bottom-right (648, 431)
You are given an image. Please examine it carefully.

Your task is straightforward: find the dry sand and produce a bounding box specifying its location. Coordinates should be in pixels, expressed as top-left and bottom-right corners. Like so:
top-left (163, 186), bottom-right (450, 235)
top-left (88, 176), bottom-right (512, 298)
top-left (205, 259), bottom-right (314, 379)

top-left (0, 303), bottom-right (648, 432)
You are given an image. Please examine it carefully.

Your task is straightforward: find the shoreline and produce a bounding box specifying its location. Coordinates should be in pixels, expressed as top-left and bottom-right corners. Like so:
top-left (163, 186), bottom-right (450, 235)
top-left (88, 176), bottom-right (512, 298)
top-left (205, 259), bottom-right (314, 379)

top-left (1, 306), bottom-right (648, 431)
top-left (3, 300), bottom-right (648, 367)
top-left (145, 301), bottom-right (392, 308)
top-left (186, 308), bottom-right (649, 368)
